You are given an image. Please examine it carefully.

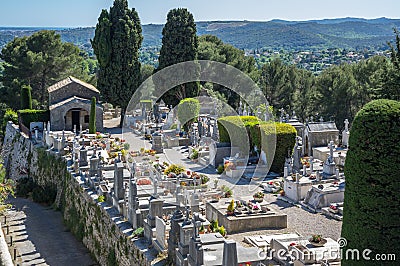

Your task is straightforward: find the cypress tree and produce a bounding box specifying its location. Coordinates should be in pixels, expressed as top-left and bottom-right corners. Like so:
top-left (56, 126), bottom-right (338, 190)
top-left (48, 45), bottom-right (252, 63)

top-left (341, 99), bottom-right (400, 265)
top-left (91, 0), bottom-right (143, 127)
top-left (156, 8), bottom-right (200, 106)
top-left (20, 84), bottom-right (32, 109)
top-left (89, 97), bottom-right (96, 134)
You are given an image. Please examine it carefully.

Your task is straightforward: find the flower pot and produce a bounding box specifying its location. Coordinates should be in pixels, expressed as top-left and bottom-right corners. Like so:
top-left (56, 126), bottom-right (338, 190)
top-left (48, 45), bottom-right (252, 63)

top-left (226, 211), bottom-right (234, 216)
top-left (253, 197), bottom-right (263, 203)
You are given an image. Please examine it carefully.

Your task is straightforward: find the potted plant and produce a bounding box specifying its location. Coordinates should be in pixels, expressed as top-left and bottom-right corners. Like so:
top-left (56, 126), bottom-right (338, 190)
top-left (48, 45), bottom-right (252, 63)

top-left (199, 224), bottom-right (205, 234)
top-left (218, 225), bottom-right (227, 237)
top-left (309, 234), bottom-right (327, 247)
top-left (226, 199), bottom-right (235, 216)
top-left (253, 191), bottom-right (264, 202)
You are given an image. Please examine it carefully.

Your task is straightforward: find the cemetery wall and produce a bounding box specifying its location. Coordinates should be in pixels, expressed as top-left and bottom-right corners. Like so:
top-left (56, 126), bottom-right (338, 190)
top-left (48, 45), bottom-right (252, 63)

top-left (3, 122), bottom-right (158, 266)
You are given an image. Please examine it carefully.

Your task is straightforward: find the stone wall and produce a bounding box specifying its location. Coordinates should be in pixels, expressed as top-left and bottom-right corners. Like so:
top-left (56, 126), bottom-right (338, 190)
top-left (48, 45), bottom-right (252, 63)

top-left (3, 122), bottom-right (161, 266)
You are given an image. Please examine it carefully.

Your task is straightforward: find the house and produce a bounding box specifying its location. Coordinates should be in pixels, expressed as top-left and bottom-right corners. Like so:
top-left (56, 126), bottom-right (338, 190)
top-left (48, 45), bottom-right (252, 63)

top-left (48, 76), bottom-right (103, 131)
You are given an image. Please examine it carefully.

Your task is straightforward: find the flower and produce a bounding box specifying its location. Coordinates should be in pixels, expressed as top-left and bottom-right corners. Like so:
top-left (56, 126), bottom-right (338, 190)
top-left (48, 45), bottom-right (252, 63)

top-left (289, 242), bottom-right (296, 246)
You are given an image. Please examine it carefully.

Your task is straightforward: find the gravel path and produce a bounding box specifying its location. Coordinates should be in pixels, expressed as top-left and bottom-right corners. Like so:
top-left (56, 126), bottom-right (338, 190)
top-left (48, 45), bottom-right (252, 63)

top-left (3, 197), bottom-right (96, 266)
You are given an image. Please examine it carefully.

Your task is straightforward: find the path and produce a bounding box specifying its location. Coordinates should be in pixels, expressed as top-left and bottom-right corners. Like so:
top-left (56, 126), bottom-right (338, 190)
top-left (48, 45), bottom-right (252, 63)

top-left (3, 197), bottom-right (96, 266)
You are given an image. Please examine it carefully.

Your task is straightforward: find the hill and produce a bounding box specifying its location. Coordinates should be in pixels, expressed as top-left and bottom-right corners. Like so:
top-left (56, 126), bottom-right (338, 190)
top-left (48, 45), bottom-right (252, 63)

top-left (1, 17), bottom-right (399, 53)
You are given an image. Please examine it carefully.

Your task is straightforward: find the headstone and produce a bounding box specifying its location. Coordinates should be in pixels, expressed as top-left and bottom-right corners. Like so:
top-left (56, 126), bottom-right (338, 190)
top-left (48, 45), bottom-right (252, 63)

top-left (152, 132), bottom-right (163, 153)
top-left (284, 166), bottom-right (288, 178)
top-left (222, 240), bottom-right (238, 266)
top-left (147, 199), bottom-right (164, 227)
top-left (128, 179), bottom-right (138, 225)
top-left (113, 162), bottom-right (124, 200)
top-left (89, 152), bottom-right (99, 177)
top-left (155, 216), bottom-right (167, 251)
top-left (323, 141), bottom-right (336, 176)
top-left (168, 185), bottom-right (185, 264)
top-left (79, 146), bottom-right (88, 167)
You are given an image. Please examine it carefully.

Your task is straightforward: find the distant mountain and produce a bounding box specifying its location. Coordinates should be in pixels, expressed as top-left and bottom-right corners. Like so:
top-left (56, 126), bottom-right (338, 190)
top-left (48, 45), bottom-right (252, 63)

top-left (1, 17), bottom-right (399, 53)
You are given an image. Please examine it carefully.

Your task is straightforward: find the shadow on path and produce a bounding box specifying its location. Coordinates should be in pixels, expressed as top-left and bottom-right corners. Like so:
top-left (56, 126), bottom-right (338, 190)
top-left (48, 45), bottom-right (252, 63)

top-left (5, 197), bottom-right (97, 266)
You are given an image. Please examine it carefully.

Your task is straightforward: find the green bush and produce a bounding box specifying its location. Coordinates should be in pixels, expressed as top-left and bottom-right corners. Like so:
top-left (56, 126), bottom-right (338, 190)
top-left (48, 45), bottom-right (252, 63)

top-left (18, 109), bottom-right (49, 127)
top-left (257, 122), bottom-right (296, 173)
top-left (341, 99), bottom-right (400, 265)
top-left (89, 96), bottom-right (96, 134)
top-left (217, 165), bottom-right (224, 174)
top-left (217, 116), bottom-right (260, 154)
top-left (20, 85), bottom-right (32, 109)
top-left (177, 98), bottom-right (200, 132)
top-left (217, 115), bottom-right (296, 173)
top-left (3, 109), bottom-right (18, 128)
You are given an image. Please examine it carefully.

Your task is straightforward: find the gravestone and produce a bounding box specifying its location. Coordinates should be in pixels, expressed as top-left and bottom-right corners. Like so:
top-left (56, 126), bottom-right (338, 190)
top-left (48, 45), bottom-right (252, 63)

top-left (113, 162), bottom-right (124, 212)
top-left (89, 151), bottom-right (99, 177)
top-left (128, 179), bottom-right (138, 226)
top-left (154, 216), bottom-right (167, 252)
top-left (152, 132), bottom-right (163, 153)
top-left (79, 145), bottom-right (88, 167)
top-left (168, 185), bottom-right (185, 264)
top-left (322, 141), bottom-right (336, 176)
top-left (222, 240), bottom-right (238, 266)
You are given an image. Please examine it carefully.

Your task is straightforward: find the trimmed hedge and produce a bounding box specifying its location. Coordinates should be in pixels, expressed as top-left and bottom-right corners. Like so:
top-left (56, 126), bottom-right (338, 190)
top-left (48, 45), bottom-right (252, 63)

top-left (18, 109), bottom-right (50, 127)
top-left (217, 115), bottom-right (296, 173)
top-left (20, 85), bottom-right (32, 109)
top-left (341, 99), bottom-right (400, 265)
top-left (257, 122), bottom-right (296, 173)
top-left (177, 98), bottom-right (200, 132)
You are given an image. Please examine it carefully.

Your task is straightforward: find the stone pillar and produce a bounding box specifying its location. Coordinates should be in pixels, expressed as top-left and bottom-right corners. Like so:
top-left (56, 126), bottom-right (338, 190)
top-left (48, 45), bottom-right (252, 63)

top-left (79, 146), bottom-right (88, 167)
top-left (128, 179), bottom-right (138, 225)
top-left (147, 199), bottom-right (163, 228)
top-left (222, 240), bottom-right (238, 266)
top-left (342, 119), bottom-right (350, 147)
top-left (284, 166), bottom-right (288, 179)
top-left (168, 207), bottom-right (185, 263)
top-left (113, 162), bottom-right (124, 200)
top-left (89, 154), bottom-right (99, 177)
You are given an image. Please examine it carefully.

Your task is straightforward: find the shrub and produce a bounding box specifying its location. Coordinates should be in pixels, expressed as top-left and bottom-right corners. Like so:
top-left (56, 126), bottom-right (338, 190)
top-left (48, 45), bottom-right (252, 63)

top-left (133, 227), bottom-right (144, 237)
top-left (217, 165), bottom-right (224, 174)
top-left (18, 109), bottom-right (49, 128)
top-left (190, 148), bottom-right (199, 159)
top-left (218, 115), bottom-right (296, 173)
top-left (341, 99), bottom-right (400, 265)
top-left (177, 98), bottom-right (200, 132)
top-left (257, 122), bottom-right (296, 173)
top-left (89, 96), bottom-right (96, 134)
top-left (3, 109), bottom-right (18, 128)
top-left (164, 164), bottom-right (185, 175)
top-left (98, 195), bottom-right (105, 202)
top-left (200, 174), bottom-right (209, 184)
top-left (20, 85), bottom-right (32, 109)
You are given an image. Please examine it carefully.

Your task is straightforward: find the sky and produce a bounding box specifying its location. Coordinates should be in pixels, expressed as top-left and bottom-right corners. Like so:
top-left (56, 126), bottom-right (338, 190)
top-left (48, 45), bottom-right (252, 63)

top-left (0, 0), bottom-right (399, 27)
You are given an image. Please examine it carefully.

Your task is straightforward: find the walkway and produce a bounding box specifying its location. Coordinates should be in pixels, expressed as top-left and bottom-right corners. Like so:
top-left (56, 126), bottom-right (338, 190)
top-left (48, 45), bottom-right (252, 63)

top-left (2, 197), bottom-right (96, 266)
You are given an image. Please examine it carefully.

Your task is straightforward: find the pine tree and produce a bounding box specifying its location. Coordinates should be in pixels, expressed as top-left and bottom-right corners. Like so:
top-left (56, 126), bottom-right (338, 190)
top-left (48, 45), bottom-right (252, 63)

top-left (20, 85), bottom-right (32, 110)
top-left (89, 97), bottom-right (96, 134)
top-left (91, 0), bottom-right (143, 127)
top-left (156, 8), bottom-right (199, 106)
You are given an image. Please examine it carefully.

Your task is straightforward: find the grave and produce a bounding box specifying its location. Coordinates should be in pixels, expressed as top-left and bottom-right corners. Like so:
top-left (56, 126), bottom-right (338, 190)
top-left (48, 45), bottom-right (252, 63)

top-left (206, 200), bottom-right (287, 233)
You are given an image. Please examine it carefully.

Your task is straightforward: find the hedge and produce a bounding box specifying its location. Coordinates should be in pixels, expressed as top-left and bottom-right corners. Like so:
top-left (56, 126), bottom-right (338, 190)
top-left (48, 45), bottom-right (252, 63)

top-left (217, 116), bottom-right (296, 173)
top-left (257, 122), bottom-right (296, 173)
top-left (341, 99), bottom-right (400, 265)
top-left (18, 109), bottom-right (50, 128)
top-left (20, 85), bottom-right (32, 110)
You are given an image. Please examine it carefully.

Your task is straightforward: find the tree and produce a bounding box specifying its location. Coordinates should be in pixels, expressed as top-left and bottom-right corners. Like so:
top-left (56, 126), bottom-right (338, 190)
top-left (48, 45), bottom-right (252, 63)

top-left (156, 8), bottom-right (199, 106)
top-left (1, 30), bottom-right (89, 108)
top-left (177, 98), bottom-right (200, 132)
top-left (89, 97), bottom-right (96, 134)
top-left (91, 0), bottom-right (143, 127)
top-left (382, 29), bottom-right (400, 100)
top-left (341, 99), bottom-right (400, 265)
top-left (20, 85), bottom-right (32, 110)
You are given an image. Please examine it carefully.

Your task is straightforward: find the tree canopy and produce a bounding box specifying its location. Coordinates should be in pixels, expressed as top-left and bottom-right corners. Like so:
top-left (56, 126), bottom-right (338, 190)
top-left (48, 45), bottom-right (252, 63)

top-left (0, 30), bottom-right (89, 109)
top-left (156, 8), bottom-right (199, 106)
top-left (91, 0), bottom-right (143, 127)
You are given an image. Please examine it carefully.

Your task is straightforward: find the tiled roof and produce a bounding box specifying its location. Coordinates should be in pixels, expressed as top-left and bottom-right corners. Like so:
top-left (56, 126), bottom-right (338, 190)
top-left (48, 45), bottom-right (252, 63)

top-left (47, 76), bottom-right (99, 93)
